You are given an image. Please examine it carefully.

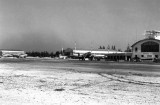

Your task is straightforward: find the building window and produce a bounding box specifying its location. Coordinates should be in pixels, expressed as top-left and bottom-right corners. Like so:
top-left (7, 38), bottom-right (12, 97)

top-left (147, 55), bottom-right (152, 58)
top-left (141, 41), bottom-right (159, 52)
top-left (135, 47), bottom-right (138, 52)
top-left (141, 55), bottom-right (144, 57)
top-left (155, 55), bottom-right (158, 58)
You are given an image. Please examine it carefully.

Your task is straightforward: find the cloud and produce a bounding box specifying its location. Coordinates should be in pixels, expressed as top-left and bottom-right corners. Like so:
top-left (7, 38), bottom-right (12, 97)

top-left (1, 0), bottom-right (160, 51)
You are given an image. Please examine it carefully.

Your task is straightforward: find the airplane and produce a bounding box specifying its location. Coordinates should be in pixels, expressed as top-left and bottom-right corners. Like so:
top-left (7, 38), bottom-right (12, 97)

top-left (2, 53), bottom-right (27, 58)
top-left (59, 54), bottom-right (67, 59)
top-left (18, 54), bottom-right (27, 58)
top-left (2, 53), bottom-right (13, 57)
top-left (72, 50), bottom-right (108, 61)
top-left (78, 52), bottom-right (94, 61)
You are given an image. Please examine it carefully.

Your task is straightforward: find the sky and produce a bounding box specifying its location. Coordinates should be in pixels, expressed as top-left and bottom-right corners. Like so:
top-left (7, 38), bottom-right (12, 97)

top-left (1, 0), bottom-right (160, 52)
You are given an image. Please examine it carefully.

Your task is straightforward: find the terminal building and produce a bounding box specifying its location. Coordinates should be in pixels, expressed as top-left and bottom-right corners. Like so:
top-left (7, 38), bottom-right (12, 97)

top-left (131, 30), bottom-right (160, 61)
top-left (131, 38), bottom-right (160, 60)
top-left (73, 30), bottom-right (160, 61)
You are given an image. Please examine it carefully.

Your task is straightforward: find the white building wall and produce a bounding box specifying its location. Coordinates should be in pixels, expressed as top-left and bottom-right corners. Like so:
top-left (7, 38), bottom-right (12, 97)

top-left (0, 50), bottom-right (27, 58)
top-left (132, 39), bottom-right (160, 59)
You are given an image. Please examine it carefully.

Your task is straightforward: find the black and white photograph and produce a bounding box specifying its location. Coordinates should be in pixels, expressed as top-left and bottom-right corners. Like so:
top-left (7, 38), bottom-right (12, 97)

top-left (0, 0), bottom-right (160, 105)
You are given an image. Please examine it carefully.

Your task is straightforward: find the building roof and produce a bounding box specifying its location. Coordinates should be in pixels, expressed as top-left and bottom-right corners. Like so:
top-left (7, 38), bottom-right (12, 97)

top-left (73, 49), bottom-right (125, 54)
top-left (131, 38), bottom-right (160, 47)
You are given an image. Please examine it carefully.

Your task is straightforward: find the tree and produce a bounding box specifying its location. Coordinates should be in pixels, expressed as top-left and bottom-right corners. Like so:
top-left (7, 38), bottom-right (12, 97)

top-left (64, 48), bottom-right (73, 57)
top-left (114, 45), bottom-right (116, 50)
top-left (107, 45), bottom-right (110, 50)
top-left (111, 45), bottom-right (114, 50)
top-left (125, 44), bottom-right (132, 52)
top-left (102, 46), bottom-right (105, 49)
top-left (55, 51), bottom-right (60, 57)
top-left (50, 52), bottom-right (55, 58)
top-left (99, 46), bottom-right (102, 49)
top-left (26, 51), bottom-right (54, 57)
top-left (111, 45), bottom-right (116, 50)
top-left (118, 49), bottom-right (122, 52)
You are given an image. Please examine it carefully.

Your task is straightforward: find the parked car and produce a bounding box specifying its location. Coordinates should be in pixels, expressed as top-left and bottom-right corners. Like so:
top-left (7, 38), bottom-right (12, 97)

top-left (132, 57), bottom-right (141, 62)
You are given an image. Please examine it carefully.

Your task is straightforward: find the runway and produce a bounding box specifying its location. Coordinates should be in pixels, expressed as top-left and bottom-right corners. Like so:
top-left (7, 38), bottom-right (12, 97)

top-left (0, 58), bottom-right (160, 105)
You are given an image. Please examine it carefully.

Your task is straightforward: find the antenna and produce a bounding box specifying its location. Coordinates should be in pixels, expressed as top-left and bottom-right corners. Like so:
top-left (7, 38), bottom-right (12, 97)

top-left (135, 28), bottom-right (137, 42)
top-left (61, 47), bottom-right (63, 55)
top-left (74, 41), bottom-right (76, 50)
top-left (90, 41), bottom-right (93, 52)
top-left (61, 41), bottom-right (64, 55)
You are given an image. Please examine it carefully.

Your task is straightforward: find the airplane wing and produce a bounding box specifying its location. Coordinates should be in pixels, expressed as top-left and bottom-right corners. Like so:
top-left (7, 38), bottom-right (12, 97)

top-left (2, 54), bottom-right (13, 57)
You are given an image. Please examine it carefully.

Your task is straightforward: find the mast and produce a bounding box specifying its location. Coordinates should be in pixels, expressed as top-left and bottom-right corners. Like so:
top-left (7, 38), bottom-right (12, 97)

top-left (74, 41), bottom-right (76, 50)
